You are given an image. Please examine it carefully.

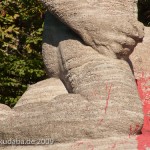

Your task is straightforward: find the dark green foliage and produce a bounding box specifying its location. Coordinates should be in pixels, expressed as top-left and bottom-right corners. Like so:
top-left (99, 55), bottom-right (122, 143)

top-left (138, 0), bottom-right (150, 26)
top-left (0, 0), bottom-right (46, 107)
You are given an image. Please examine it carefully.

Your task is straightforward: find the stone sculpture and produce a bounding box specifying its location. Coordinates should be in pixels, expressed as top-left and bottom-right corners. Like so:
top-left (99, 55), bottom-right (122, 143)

top-left (1, 0), bottom-right (149, 149)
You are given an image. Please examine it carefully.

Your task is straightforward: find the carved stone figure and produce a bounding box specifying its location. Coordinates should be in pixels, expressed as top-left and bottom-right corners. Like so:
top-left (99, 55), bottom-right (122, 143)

top-left (0, 0), bottom-right (147, 149)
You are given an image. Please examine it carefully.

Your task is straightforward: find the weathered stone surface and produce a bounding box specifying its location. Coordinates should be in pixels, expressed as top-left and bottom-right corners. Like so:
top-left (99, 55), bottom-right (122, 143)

top-left (130, 27), bottom-right (150, 76)
top-left (2, 75), bottom-right (144, 147)
top-left (14, 78), bottom-right (68, 108)
top-left (41, 0), bottom-right (144, 59)
top-left (130, 27), bottom-right (150, 135)
top-left (41, 10), bottom-right (144, 140)
top-left (0, 90), bottom-right (142, 142)
top-left (0, 104), bottom-right (15, 121)
top-left (0, 77), bottom-right (142, 144)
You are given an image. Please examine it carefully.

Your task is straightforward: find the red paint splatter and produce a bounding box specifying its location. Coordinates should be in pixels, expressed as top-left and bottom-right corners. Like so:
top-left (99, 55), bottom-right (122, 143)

top-left (109, 138), bottom-right (134, 150)
top-left (136, 72), bottom-right (150, 149)
top-left (129, 124), bottom-right (140, 138)
top-left (111, 143), bottom-right (117, 149)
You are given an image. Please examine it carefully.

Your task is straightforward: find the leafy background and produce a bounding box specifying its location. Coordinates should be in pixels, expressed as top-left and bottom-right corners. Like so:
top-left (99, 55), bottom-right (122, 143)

top-left (0, 0), bottom-right (150, 107)
top-left (0, 0), bottom-right (46, 107)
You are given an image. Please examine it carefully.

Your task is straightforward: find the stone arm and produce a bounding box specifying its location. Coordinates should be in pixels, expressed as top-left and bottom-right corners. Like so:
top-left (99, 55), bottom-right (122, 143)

top-left (39, 0), bottom-right (144, 142)
top-left (40, 0), bottom-right (144, 59)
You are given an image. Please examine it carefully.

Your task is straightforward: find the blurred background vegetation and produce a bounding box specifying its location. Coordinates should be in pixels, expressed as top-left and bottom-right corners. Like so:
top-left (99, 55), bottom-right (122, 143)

top-left (0, 0), bottom-right (150, 107)
top-left (0, 0), bottom-right (46, 107)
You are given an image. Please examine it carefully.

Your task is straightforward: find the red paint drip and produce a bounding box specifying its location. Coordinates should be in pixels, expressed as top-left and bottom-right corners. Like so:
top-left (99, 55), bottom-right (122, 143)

top-left (97, 83), bottom-right (112, 125)
top-left (136, 72), bottom-right (150, 149)
top-left (104, 83), bottom-right (112, 114)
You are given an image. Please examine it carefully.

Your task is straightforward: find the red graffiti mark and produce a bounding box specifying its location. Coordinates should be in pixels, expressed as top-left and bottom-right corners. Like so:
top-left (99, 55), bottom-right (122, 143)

top-left (129, 124), bottom-right (140, 138)
top-left (104, 83), bottom-right (112, 114)
top-left (97, 83), bottom-right (112, 125)
top-left (136, 72), bottom-right (150, 103)
top-left (109, 137), bottom-right (134, 150)
top-left (136, 72), bottom-right (150, 133)
top-left (137, 135), bottom-right (150, 150)
top-left (71, 141), bottom-right (95, 150)
top-left (111, 143), bottom-right (117, 149)
top-left (136, 71), bottom-right (150, 149)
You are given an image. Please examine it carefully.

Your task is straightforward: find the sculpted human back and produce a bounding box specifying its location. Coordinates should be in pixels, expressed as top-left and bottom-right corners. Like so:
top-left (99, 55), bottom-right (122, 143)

top-left (0, 0), bottom-right (145, 147)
